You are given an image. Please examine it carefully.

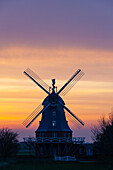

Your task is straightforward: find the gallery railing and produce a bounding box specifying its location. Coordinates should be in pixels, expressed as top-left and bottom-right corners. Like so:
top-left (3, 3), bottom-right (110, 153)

top-left (23, 137), bottom-right (85, 144)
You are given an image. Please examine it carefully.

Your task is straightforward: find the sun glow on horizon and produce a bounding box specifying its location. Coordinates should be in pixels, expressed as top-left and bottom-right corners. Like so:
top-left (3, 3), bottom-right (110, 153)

top-left (0, 46), bottom-right (113, 143)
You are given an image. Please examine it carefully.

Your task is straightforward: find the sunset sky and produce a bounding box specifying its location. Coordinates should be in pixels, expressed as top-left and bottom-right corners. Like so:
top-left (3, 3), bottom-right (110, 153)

top-left (0, 0), bottom-right (113, 142)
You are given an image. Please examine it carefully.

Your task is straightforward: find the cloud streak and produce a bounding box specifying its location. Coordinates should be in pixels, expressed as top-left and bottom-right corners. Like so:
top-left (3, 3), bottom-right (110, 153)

top-left (0, 47), bottom-right (113, 82)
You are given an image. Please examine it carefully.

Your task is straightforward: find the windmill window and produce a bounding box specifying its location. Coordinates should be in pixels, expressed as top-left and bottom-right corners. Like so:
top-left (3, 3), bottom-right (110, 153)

top-left (52, 121), bottom-right (56, 126)
top-left (68, 133), bottom-right (70, 137)
top-left (64, 133), bottom-right (66, 137)
top-left (52, 111), bottom-right (56, 116)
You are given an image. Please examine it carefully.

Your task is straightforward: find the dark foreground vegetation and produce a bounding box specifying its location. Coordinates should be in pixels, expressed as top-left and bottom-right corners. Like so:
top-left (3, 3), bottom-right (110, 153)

top-left (0, 128), bottom-right (19, 160)
top-left (0, 158), bottom-right (113, 170)
top-left (0, 113), bottom-right (113, 170)
top-left (91, 113), bottom-right (113, 157)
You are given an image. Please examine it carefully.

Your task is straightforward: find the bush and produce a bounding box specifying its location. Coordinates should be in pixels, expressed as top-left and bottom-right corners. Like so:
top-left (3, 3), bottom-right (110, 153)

top-left (91, 114), bottom-right (113, 157)
top-left (0, 128), bottom-right (19, 159)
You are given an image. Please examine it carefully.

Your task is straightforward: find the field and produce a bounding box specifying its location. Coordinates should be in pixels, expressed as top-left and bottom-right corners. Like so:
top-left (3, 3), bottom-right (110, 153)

top-left (0, 160), bottom-right (112, 170)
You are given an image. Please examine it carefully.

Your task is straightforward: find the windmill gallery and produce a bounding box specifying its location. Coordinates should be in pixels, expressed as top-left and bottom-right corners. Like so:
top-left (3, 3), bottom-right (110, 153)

top-left (22, 68), bottom-right (91, 158)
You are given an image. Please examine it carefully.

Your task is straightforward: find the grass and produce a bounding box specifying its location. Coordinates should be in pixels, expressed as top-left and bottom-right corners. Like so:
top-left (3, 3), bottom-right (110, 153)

top-left (0, 160), bottom-right (112, 170)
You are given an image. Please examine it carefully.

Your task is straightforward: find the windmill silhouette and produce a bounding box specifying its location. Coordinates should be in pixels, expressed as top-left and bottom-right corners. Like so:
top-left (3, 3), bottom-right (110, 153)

top-left (23, 68), bottom-right (84, 138)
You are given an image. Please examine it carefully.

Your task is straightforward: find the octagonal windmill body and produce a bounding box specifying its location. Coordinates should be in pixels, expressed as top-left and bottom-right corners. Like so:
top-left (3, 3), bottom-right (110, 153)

top-left (23, 68), bottom-right (85, 138)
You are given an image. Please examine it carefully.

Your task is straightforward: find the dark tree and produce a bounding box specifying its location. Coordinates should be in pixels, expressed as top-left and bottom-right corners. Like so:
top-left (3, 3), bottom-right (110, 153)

top-left (91, 114), bottom-right (113, 157)
top-left (0, 128), bottom-right (19, 159)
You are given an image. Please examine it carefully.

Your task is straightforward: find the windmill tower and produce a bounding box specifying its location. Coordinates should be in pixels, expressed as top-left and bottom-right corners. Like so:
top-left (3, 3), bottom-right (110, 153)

top-left (23, 68), bottom-right (84, 140)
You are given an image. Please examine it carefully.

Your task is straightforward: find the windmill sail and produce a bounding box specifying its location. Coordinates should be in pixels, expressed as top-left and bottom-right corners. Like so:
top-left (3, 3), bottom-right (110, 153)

top-left (57, 69), bottom-right (84, 96)
top-left (66, 111), bottom-right (83, 129)
top-left (24, 68), bottom-right (50, 94)
top-left (23, 68), bottom-right (84, 132)
top-left (59, 101), bottom-right (84, 127)
top-left (23, 103), bottom-right (50, 128)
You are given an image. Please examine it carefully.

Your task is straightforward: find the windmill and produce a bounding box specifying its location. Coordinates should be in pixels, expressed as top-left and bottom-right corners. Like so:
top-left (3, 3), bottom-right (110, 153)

top-left (23, 68), bottom-right (85, 138)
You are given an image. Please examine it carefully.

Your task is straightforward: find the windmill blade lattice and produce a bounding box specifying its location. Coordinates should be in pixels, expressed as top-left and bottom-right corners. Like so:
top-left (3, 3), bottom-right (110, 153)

top-left (66, 111), bottom-right (83, 129)
top-left (59, 101), bottom-right (84, 127)
top-left (23, 103), bottom-right (50, 128)
top-left (23, 104), bottom-right (43, 127)
top-left (24, 68), bottom-right (50, 94)
top-left (57, 69), bottom-right (84, 96)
